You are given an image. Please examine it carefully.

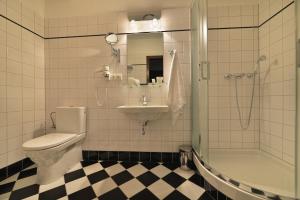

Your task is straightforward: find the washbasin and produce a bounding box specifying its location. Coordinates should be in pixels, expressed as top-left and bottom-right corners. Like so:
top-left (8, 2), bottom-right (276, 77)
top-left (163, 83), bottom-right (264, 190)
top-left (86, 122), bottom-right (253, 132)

top-left (117, 105), bottom-right (169, 113)
top-left (117, 105), bottom-right (169, 121)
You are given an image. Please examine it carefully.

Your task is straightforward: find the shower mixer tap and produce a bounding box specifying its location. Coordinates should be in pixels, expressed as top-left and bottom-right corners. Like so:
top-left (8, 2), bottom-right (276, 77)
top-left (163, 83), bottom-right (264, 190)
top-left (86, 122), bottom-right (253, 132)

top-left (235, 73), bottom-right (245, 79)
top-left (224, 74), bottom-right (232, 80)
top-left (246, 73), bottom-right (256, 78)
top-left (140, 95), bottom-right (150, 106)
top-left (224, 73), bottom-right (245, 80)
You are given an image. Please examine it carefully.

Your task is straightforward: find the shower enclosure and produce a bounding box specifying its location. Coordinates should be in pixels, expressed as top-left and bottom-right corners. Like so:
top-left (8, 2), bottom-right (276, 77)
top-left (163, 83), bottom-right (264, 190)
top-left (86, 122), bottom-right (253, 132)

top-left (192, 0), bottom-right (299, 199)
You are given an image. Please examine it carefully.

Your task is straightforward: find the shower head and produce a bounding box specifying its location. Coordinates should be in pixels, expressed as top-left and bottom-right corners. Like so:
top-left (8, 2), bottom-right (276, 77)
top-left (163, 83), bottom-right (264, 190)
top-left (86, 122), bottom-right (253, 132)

top-left (253, 55), bottom-right (267, 74)
top-left (169, 49), bottom-right (176, 56)
top-left (257, 55), bottom-right (266, 64)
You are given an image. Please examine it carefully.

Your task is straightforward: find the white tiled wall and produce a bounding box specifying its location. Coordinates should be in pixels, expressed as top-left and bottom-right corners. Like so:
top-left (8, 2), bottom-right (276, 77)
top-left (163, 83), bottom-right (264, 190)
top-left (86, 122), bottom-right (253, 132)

top-left (44, 8), bottom-right (190, 38)
top-left (0, 0), bottom-right (45, 168)
top-left (208, 4), bottom-right (260, 149)
top-left (258, 0), bottom-right (296, 165)
top-left (208, 4), bottom-right (259, 29)
top-left (258, 0), bottom-right (294, 25)
top-left (44, 8), bottom-right (192, 152)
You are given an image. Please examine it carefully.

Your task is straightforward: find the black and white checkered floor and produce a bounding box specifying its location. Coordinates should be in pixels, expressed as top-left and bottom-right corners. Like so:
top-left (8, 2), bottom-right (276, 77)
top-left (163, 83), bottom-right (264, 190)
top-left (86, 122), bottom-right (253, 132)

top-left (0, 161), bottom-right (213, 200)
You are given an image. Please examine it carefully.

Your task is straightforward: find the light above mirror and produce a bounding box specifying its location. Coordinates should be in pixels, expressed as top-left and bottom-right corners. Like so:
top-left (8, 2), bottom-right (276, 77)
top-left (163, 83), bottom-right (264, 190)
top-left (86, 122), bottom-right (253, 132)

top-left (128, 11), bottom-right (161, 21)
top-left (142, 14), bottom-right (156, 20)
top-left (129, 12), bottom-right (161, 31)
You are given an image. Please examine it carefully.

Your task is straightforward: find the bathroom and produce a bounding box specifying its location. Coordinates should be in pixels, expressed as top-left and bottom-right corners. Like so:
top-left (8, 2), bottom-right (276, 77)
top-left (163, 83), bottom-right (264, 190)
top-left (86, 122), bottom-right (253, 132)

top-left (0, 0), bottom-right (299, 199)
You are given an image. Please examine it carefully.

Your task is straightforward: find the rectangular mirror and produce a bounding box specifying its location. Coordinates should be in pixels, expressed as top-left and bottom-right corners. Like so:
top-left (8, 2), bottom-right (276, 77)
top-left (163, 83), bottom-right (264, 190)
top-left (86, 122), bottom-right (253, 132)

top-left (127, 33), bottom-right (164, 85)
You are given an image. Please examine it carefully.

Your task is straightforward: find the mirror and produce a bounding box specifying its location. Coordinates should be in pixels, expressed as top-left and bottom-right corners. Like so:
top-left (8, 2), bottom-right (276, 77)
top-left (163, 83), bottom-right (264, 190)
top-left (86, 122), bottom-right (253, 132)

top-left (127, 33), bottom-right (164, 85)
top-left (105, 33), bottom-right (118, 45)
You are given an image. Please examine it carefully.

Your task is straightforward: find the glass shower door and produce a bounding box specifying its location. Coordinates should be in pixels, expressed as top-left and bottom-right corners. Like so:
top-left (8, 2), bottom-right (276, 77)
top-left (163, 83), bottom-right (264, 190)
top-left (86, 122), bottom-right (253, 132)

top-left (296, 1), bottom-right (300, 198)
top-left (191, 0), bottom-right (200, 156)
top-left (191, 0), bottom-right (209, 163)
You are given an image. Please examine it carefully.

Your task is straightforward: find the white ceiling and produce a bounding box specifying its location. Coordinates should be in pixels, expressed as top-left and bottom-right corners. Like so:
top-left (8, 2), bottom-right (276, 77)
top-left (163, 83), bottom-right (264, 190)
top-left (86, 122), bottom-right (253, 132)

top-left (45, 0), bottom-right (193, 18)
top-left (44, 0), bottom-right (259, 18)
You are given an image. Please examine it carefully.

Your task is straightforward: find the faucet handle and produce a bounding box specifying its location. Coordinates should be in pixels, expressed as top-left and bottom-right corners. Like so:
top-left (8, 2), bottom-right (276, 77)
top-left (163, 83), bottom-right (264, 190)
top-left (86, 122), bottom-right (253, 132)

top-left (145, 95), bottom-right (152, 101)
top-left (140, 95), bottom-right (145, 102)
top-left (140, 95), bottom-right (150, 105)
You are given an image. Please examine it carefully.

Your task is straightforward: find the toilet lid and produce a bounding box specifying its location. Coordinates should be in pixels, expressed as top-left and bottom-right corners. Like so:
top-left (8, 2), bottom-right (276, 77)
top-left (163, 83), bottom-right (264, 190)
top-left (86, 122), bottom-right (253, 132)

top-left (23, 133), bottom-right (77, 151)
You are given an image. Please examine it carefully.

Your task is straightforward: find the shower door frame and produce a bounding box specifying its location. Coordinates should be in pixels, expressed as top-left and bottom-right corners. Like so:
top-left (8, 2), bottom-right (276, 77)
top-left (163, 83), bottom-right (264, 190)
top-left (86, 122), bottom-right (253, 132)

top-left (191, 0), bottom-right (209, 162)
top-left (295, 1), bottom-right (300, 198)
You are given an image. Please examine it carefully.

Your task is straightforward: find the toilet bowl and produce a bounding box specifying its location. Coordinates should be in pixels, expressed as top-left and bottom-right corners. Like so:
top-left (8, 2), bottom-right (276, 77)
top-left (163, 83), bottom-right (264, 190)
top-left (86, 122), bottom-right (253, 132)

top-left (22, 106), bottom-right (87, 185)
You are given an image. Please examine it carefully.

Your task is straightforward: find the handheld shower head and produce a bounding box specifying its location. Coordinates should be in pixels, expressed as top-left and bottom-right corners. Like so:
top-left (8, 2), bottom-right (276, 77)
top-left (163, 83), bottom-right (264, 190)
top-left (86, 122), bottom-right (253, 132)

top-left (257, 55), bottom-right (266, 64)
top-left (254, 55), bottom-right (267, 74)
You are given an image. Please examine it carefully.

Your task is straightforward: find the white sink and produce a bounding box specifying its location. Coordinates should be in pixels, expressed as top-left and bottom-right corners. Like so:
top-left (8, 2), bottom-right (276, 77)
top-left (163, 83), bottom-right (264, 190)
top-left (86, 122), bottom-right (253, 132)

top-left (117, 105), bottom-right (169, 121)
top-left (117, 105), bottom-right (169, 113)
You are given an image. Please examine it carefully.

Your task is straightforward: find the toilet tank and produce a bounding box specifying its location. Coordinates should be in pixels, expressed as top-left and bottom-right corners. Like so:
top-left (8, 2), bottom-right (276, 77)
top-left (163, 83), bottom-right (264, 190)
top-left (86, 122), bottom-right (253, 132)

top-left (55, 106), bottom-right (87, 134)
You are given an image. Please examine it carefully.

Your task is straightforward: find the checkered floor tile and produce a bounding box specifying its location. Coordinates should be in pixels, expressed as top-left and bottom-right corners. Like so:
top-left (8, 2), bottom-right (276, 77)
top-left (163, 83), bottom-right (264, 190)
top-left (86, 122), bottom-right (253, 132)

top-left (0, 161), bottom-right (208, 200)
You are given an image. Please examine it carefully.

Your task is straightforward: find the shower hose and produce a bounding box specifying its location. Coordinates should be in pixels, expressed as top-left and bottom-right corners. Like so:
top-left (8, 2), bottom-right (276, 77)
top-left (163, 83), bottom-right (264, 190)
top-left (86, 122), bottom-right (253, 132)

top-left (234, 74), bottom-right (256, 130)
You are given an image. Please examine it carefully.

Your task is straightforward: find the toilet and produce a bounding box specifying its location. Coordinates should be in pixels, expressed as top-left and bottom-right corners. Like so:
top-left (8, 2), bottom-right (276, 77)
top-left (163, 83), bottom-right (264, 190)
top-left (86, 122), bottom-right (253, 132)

top-left (22, 106), bottom-right (87, 185)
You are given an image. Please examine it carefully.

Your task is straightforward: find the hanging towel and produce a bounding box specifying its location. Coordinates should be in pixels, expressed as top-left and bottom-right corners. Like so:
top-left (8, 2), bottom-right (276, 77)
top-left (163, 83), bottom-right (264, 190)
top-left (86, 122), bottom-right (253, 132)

top-left (167, 50), bottom-right (186, 125)
top-left (128, 77), bottom-right (141, 87)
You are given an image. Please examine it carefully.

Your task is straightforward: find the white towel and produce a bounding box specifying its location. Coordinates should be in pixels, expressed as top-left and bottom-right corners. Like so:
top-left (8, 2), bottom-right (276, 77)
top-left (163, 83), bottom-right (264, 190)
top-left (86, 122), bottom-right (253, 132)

top-left (167, 50), bottom-right (186, 125)
top-left (128, 77), bottom-right (140, 87)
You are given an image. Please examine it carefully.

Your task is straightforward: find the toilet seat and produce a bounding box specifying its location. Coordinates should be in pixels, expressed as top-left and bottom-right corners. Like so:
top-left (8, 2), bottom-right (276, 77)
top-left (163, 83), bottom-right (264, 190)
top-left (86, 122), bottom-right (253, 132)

top-left (23, 133), bottom-right (77, 151)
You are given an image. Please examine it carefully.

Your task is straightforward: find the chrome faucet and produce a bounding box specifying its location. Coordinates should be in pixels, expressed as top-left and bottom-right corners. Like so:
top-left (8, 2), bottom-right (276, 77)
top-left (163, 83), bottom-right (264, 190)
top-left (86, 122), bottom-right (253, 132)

top-left (141, 95), bottom-right (149, 106)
